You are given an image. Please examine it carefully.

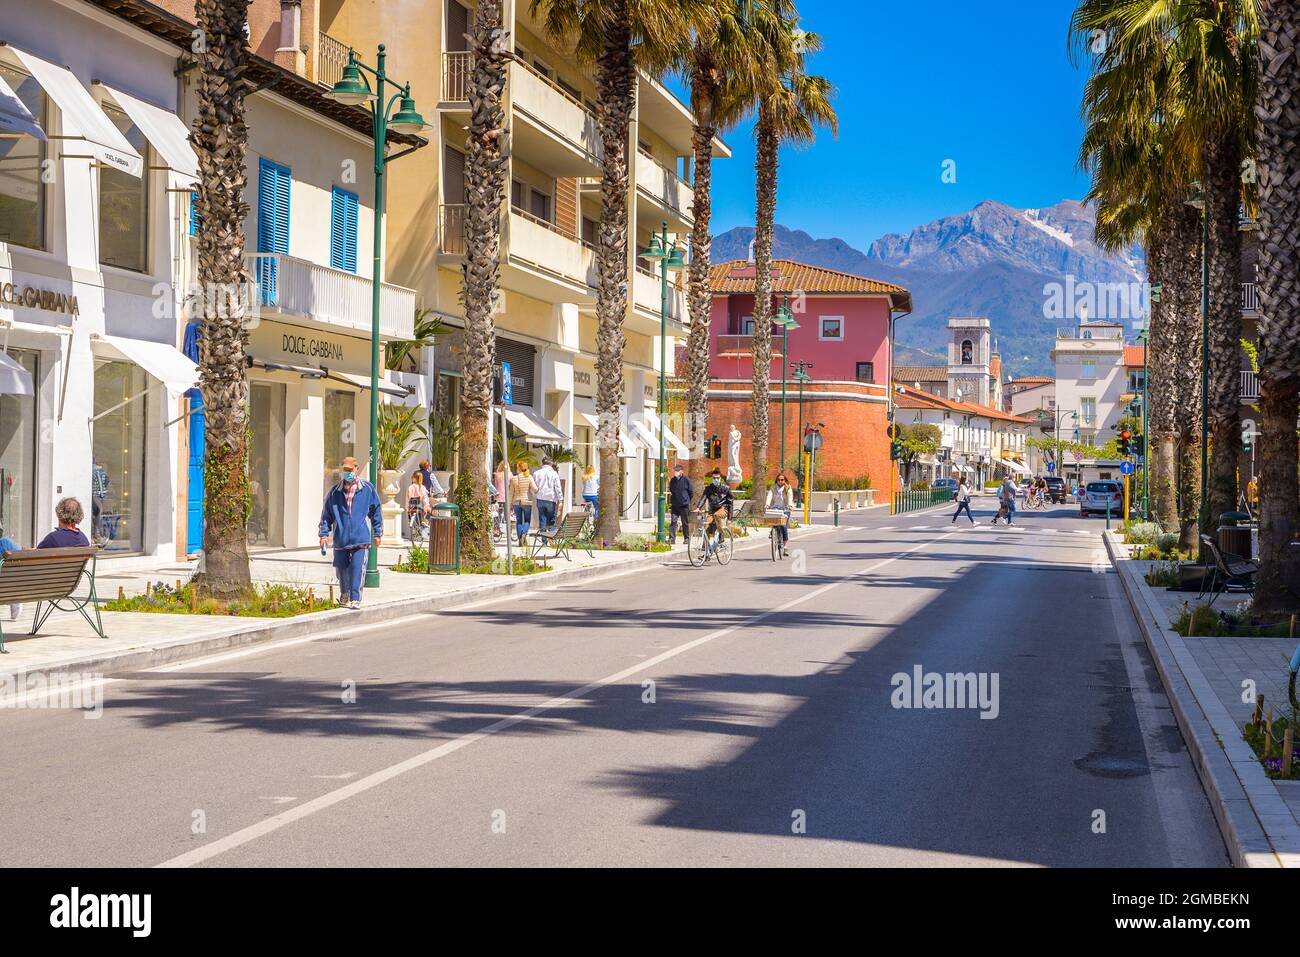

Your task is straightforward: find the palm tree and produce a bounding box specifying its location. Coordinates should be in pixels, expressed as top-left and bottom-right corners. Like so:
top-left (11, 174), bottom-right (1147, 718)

top-left (455, 0), bottom-right (511, 566)
top-left (1250, 0), bottom-right (1300, 618)
top-left (682, 1), bottom-right (761, 485)
top-left (191, 0), bottom-right (253, 596)
top-left (531, 0), bottom-right (710, 543)
top-left (748, 14), bottom-right (835, 513)
top-left (385, 307), bottom-right (447, 373)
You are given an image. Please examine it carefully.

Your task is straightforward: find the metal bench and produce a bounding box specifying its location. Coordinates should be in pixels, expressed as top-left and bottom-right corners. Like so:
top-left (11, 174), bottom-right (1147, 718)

top-left (0, 546), bottom-right (106, 653)
top-left (1198, 534), bottom-right (1257, 607)
top-left (529, 512), bottom-right (592, 562)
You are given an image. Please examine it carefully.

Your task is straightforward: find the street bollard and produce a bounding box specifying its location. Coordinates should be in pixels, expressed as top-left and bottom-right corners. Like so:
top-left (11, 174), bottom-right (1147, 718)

top-left (833, 497), bottom-right (839, 527)
top-left (1106, 499), bottom-right (1111, 530)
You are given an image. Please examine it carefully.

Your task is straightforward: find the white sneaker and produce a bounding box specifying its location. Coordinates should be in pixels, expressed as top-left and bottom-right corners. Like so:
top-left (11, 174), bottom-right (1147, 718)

top-left (348, 599), bottom-right (361, 610)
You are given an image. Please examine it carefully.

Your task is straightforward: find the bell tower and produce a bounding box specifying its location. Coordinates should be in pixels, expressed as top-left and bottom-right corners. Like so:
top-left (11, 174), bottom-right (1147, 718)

top-left (946, 317), bottom-right (992, 406)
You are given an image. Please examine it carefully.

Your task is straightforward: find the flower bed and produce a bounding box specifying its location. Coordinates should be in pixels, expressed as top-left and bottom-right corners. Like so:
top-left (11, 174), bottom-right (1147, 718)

top-left (103, 581), bottom-right (338, 617)
top-left (392, 545), bottom-right (551, 575)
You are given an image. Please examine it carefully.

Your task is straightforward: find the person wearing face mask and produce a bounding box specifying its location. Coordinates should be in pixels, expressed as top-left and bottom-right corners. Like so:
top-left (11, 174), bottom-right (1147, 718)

top-left (694, 467), bottom-right (734, 547)
top-left (318, 455), bottom-right (384, 610)
top-left (765, 472), bottom-right (795, 556)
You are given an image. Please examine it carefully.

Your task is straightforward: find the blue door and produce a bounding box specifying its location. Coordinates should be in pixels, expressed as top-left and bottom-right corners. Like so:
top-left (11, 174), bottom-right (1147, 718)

top-left (186, 389), bottom-right (205, 555)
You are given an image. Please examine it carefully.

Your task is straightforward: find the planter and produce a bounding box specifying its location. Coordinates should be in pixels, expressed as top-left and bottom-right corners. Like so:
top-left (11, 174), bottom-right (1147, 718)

top-left (432, 470), bottom-right (453, 494)
top-left (806, 489), bottom-right (873, 511)
top-left (380, 468), bottom-right (404, 546)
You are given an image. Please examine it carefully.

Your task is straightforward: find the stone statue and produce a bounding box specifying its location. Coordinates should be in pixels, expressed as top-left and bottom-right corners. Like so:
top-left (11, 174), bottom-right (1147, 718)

top-left (727, 424), bottom-right (743, 484)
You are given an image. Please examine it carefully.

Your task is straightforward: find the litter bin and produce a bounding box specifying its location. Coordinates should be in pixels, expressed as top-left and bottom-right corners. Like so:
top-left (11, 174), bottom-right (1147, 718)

top-left (1218, 512), bottom-right (1252, 561)
top-left (427, 503), bottom-right (460, 574)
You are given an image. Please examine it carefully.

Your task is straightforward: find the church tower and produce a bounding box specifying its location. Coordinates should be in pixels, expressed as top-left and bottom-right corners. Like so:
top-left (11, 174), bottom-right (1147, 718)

top-left (946, 317), bottom-right (993, 406)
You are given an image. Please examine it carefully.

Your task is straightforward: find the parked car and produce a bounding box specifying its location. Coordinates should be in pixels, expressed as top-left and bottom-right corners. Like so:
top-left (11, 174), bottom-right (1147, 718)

top-left (1044, 476), bottom-right (1066, 503)
top-left (1079, 481), bottom-right (1123, 518)
top-left (932, 477), bottom-right (959, 500)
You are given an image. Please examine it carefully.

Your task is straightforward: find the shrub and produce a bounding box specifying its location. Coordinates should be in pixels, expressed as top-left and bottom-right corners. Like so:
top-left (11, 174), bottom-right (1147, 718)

top-left (1154, 532), bottom-right (1178, 554)
top-left (909, 480), bottom-right (931, 491)
top-left (1144, 560), bottom-right (1181, 588)
top-left (1126, 521), bottom-right (1161, 545)
top-left (104, 581), bottom-right (338, 617)
top-left (812, 473), bottom-right (872, 492)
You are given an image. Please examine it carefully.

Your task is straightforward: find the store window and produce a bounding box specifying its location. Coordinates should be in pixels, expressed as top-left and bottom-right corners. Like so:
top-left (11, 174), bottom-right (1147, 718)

top-left (323, 389), bottom-right (356, 496)
top-left (0, 350), bottom-right (37, 544)
top-left (92, 360), bottom-right (146, 552)
top-left (98, 103), bottom-right (149, 272)
top-left (0, 63), bottom-right (47, 249)
top-left (248, 383), bottom-right (286, 546)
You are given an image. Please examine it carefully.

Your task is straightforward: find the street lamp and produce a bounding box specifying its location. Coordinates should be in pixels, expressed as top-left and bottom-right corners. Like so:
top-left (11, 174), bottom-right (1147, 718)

top-left (773, 296), bottom-right (799, 473)
top-left (1185, 184), bottom-right (1210, 537)
top-left (791, 360), bottom-right (813, 501)
top-left (638, 222), bottom-right (687, 542)
top-left (327, 44), bottom-right (428, 588)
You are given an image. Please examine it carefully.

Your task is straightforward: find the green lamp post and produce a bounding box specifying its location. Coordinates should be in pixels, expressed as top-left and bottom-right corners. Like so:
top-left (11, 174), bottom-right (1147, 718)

top-left (327, 44), bottom-right (428, 589)
top-left (773, 297), bottom-right (798, 474)
top-left (638, 222), bottom-right (687, 542)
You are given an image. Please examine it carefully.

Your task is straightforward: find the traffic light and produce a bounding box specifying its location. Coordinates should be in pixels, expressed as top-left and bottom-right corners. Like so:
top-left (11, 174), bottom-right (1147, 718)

top-left (1118, 429), bottom-right (1132, 457)
top-left (890, 440), bottom-right (903, 461)
top-left (710, 434), bottom-right (722, 460)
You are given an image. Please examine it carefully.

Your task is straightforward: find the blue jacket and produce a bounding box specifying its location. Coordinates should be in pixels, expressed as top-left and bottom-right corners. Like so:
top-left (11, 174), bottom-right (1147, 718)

top-left (319, 480), bottom-right (383, 549)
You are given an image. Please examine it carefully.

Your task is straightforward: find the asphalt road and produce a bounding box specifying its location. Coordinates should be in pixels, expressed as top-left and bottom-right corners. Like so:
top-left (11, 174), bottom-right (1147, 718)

top-left (0, 496), bottom-right (1228, 867)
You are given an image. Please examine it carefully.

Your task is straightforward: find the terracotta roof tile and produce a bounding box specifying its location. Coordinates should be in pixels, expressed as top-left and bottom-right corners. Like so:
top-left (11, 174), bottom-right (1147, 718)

top-left (710, 260), bottom-right (912, 310)
top-left (892, 365), bottom-right (948, 382)
top-left (1123, 345), bottom-right (1146, 367)
top-left (893, 385), bottom-right (1034, 424)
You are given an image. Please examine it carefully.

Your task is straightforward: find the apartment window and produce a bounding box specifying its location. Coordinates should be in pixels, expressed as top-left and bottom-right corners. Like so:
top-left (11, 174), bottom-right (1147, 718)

top-left (819, 316), bottom-right (844, 341)
top-left (510, 178), bottom-right (526, 211)
top-left (740, 316), bottom-right (754, 335)
top-left (256, 158), bottom-right (291, 302)
top-left (98, 103), bottom-right (149, 272)
top-left (532, 59), bottom-right (552, 81)
top-left (856, 362), bottom-right (875, 383)
top-left (330, 187), bottom-right (359, 273)
top-left (443, 145), bottom-right (466, 203)
top-left (445, 1), bottom-right (469, 52)
top-left (581, 215), bottom-right (597, 247)
top-left (529, 187), bottom-right (551, 223)
top-left (1080, 359), bottom-right (1096, 379)
top-left (1080, 397), bottom-right (1097, 424)
top-left (0, 63), bottom-right (46, 248)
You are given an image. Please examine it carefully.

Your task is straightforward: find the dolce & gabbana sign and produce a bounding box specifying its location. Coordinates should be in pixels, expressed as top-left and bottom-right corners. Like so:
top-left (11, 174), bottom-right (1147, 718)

top-left (247, 320), bottom-right (368, 376)
top-left (0, 282), bottom-right (79, 316)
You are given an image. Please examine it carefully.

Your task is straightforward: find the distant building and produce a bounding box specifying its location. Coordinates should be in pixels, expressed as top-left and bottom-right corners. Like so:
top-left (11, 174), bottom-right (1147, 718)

top-left (893, 387), bottom-right (1034, 487)
top-left (1052, 316), bottom-right (1127, 444)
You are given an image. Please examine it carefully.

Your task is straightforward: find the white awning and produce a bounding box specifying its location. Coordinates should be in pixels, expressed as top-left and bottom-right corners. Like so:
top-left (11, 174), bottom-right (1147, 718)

top-left (0, 351), bottom-right (33, 396)
top-left (577, 406), bottom-right (636, 458)
top-left (323, 369), bottom-right (409, 399)
top-left (1001, 458), bottom-right (1030, 475)
top-left (0, 74), bottom-right (44, 145)
top-left (94, 82), bottom-right (197, 185)
top-left (627, 418), bottom-right (659, 456)
top-left (91, 334), bottom-right (196, 394)
top-left (9, 47), bottom-right (142, 177)
top-left (640, 409), bottom-right (690, 458)
top-left (503, 406), bottom-right (567, 444)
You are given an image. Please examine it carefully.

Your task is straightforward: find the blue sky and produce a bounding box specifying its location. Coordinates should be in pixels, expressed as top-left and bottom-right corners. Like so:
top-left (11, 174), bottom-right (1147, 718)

top-left (694, 0), bottom-right (1092, 250)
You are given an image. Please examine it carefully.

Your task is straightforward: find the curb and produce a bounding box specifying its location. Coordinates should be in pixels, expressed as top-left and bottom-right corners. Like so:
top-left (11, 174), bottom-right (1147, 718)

top-left (0, 522), bottom-right (843, 686)
top-left (1104, 529), bottom-right (1289, 868)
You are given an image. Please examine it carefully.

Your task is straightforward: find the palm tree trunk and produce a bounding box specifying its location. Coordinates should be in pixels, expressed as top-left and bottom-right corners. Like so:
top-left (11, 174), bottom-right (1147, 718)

top-left (1146, 203), bottom-right (1177, 531)
top-left (1204, 130), bottom-right (1244, 529)
top-left (593, 1), bottom-right (635, 544)
top-left (1177, 437), bottom-right (1202, 553)
top-left (749, 102), bottom-right (777, 511)
top-left (1250, 0), bottom-right (1300, 619)
top-left (685, 66), bottom-right (717, 486)
top-left (191, 0), bottom-right (252, 596)
top-left (1167, 195), bottom-right (1204, 547)
top-left (455, 0), bottom-right (509, 567)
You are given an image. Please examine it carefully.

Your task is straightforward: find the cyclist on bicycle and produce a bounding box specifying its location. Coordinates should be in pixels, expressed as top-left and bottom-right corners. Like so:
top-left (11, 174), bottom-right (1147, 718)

top-left (406, 471), bottom-right (431, 538)
top-left (695, 468), bottom-right (734, 547)
top-left (765, 472), bottom-right (795, 557)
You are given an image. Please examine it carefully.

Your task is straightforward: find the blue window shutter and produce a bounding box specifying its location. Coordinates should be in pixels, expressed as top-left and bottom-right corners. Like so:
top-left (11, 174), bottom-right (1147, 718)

top-left (257, 159), bottom-right (291, 305)
top-left (331, 186), bottom-right (358, 273)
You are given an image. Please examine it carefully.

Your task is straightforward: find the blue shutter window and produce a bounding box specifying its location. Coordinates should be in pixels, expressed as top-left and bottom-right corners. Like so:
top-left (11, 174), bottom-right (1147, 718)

top-left (330, 187), bottom-right (359, 273)
top-left (189, 191), bottom-right (201, 236)
top-left (256, 158), bottom-right (291, 306)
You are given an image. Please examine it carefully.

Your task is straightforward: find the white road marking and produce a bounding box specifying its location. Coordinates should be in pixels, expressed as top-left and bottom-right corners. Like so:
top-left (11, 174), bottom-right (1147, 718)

top-left (156, 527), bottom-right (960, 868)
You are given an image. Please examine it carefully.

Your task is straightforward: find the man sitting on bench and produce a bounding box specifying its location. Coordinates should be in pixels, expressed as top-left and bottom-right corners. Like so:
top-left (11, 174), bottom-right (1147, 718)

top-left (39, 498), bottom-right (91, 549)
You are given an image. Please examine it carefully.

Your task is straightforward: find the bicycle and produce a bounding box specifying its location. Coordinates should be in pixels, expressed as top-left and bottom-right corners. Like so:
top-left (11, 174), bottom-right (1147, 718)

top-left (407, 498), bottom-right (429, 543)
top-left (687, 510), bottom-right (734, 567)
top-left (767, 512), bottom-right (790, 561)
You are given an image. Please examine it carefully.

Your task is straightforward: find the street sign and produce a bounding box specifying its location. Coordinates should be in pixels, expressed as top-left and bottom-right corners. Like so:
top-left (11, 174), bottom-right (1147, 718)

top-left (500, 362), bottom-right (513, 405)
top-left (1047, 462), bottom-right (1056, 472)
top-left (803, 429), bottom-right (823, 453)
top-left (1120, 460), bottom-right (1134, 476)
top-left (1073, 451), bottom-right (1083, 463)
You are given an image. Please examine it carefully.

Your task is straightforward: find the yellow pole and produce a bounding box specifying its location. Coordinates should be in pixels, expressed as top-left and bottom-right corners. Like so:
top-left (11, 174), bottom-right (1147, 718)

top-left (889, 453), bottom-right (896, 515)
top-left (803, 451), bottom-right (812, 526)
top-left (1123, 471), bottom-right (1130, 528)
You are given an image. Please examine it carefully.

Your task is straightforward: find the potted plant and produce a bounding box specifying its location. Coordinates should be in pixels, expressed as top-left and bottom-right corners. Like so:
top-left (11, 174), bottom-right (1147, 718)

top-left (427, 411), bottom-right (461, 491)
top-left (377, 404), bottom-right (427, 542)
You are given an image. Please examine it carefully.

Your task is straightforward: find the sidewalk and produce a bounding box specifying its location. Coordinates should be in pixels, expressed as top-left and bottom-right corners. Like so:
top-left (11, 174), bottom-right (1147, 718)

top-left (0, 521), bottom-right (837, 686)
top-left (1105, 529), bottom-right (1300, 867)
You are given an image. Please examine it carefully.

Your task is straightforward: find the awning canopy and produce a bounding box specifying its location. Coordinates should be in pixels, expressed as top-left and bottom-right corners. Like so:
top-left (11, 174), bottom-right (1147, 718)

top-left (1000, 458), bottom-right (1030, 475)
top-left (640, 409), bottom-right (690, 458)
top-left (323, 369), bottom-right (410, 399)
top-left (0, 351), bottom-right (33, 396)
top-left (627, 418), bottom-right (659, 457)
top-left (92, 334), bottom-right (197, 394)
top-left (577, 405), bottom-right (635, 457)
top-left (94, 82), bottom-right (197, 185)
top-left (503, 406), bottom-right (567, 444)
top-left (9, 47), bottom-right (142, 177)
top-left (0, 73), bottom-right (44, 144)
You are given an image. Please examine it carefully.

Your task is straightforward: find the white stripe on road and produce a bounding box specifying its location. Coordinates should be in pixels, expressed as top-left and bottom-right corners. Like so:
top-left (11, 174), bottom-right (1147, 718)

top-left (156, 527), bottom-right (959, 868)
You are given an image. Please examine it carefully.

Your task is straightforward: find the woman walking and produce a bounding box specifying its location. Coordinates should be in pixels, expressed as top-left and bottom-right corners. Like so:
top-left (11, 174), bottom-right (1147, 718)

top-left (509, 461), bottom-right (537, 547)
top-left (951, 477), bottom-right (975, 525)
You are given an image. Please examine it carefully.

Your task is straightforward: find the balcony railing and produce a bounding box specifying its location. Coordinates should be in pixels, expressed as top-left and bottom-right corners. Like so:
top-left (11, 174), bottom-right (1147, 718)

top-left (636, 148), bottom-right (693, 219)
top-left (1241, 369), bottom-right (1260, 401)
top-left (509, 60), bottom-right (601, 166)
top-left (442, 51), bottom-right (472, 103)
top-left (715, 334), bottom-right (785, 360)
top-left (1056, 325), bottom-right (1124, 340)
top-left (440, 204), bottom-right (466, 255)
top-left (316, 31), bottom-right (351, 90)
top-left (245, 252), bottom-right (415, 340)
top-left (1242, 281), bottom-right (1260, 312)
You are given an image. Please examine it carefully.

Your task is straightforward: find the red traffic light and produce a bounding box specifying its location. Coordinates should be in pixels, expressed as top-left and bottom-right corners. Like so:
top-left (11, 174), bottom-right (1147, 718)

top-left (1120, 429), bottom-right (1131, 441)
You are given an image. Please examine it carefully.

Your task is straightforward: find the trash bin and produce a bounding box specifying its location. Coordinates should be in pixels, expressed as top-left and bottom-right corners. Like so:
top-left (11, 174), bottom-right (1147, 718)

top-left (427, 503), bottom-right (460, 574)
top-left (1218, 524), bottom-right (1252, 561)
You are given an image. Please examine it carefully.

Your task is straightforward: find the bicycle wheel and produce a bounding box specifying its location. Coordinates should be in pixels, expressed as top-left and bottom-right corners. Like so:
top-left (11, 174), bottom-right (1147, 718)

top-left (716, 529), bottom-right (734, 565)
top-left (770, 527), bottom-right (780, 561)
top-left (687, 527), bottom-right (708, 567)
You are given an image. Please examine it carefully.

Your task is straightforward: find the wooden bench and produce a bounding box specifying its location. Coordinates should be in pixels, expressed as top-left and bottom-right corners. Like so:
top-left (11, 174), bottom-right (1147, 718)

top-left (0, 546), bottom-right (106, 653)
top-left (1199, 534), bottom-right (1257, 607)
top-left (529, 512), bottom-right (592, 562)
